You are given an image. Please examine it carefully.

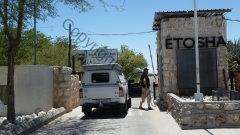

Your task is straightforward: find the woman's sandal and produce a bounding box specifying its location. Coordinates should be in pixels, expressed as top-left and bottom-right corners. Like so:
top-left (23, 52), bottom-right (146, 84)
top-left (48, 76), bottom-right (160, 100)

top-left (148, 107), bottom-right (153, 110)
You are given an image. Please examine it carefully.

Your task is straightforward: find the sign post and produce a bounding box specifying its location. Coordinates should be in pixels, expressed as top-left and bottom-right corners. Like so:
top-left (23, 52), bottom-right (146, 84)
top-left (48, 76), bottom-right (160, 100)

top-left (194, 0), bottom-right (203, 101)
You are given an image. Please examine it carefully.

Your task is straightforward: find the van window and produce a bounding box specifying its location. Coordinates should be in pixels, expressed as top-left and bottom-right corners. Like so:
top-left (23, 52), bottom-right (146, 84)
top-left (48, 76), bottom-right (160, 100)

top-left (91, 73), bottom-right (109, 83)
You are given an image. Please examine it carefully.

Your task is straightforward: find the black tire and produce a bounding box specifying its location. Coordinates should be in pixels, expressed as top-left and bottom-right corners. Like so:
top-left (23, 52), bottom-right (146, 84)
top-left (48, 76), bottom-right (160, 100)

top-left (83, 108), bottom-right (92, 115)
top-left (127, 98), bottom-right (132, 108)
top-left (121, 99), bottom-right (128, 114)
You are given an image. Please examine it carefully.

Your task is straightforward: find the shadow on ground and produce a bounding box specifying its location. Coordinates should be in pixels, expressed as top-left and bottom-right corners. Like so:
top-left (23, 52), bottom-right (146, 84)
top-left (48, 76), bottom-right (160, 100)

top-left (31, 107), bottom-right (128, 135)
top-left (80, 107), bottom-right (127, 120)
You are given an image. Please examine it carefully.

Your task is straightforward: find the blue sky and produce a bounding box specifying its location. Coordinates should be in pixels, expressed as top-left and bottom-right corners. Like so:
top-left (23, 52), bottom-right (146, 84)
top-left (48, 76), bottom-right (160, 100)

top-left (36, 0), bottom-right (240, 74)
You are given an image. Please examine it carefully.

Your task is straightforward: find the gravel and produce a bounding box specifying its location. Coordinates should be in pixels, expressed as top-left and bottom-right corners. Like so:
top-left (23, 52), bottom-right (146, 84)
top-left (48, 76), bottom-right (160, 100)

top-left (0, 108), bottom-right (58, 134)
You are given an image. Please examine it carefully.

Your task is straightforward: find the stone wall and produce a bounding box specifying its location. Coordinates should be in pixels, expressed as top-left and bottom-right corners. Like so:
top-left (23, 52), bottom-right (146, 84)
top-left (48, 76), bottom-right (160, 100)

top-left (53, 66), bottom-right (80, 112)
top-left (156, 16), bottom-right (229, 100)
top-left (167, 93), bottom-right (240, 129)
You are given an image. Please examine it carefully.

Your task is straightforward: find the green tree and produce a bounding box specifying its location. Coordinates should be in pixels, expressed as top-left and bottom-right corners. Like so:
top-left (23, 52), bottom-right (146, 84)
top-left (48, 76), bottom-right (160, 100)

top-left (0, 29), bottom-right (8, 66)
top-left (16, 29), bottom-right (53, 65)
top-left (227, 38), bottom-right (240, 72)
top-left (0, 0), bottom-right (125, 123)
top-left (118, 45), bottom-right (148, 79)
top-left (38, 36), bottom-right (82, 71)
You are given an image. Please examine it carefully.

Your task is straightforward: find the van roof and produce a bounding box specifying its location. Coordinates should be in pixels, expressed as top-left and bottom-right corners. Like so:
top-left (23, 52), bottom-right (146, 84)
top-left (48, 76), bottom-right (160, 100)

top-left (82, 63), bottom-right (122, 71)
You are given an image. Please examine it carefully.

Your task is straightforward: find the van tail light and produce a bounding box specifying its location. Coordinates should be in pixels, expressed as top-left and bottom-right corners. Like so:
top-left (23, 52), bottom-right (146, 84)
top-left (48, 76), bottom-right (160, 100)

top-left (119, 86), bottom-right (124, 97)
top-left (79, 88), bottom-right (83, 98)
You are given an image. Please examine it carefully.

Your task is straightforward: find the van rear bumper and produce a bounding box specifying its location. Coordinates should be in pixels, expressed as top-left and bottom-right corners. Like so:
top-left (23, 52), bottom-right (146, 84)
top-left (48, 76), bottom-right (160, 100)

top-left (82, 102), bottom-right (122, 108)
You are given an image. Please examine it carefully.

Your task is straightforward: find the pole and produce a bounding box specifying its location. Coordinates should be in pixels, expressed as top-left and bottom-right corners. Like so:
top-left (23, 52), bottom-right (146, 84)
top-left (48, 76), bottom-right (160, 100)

top-left (148, 44), bottom-right (156, 82)
top-left (153, 82), bottom-right (156, 100)
top-left (194, 0), bottom-right (203, 101)
top-left (33, 0), bottom-right (37, 65)
top-left (72, 55), bottom-right (76, 74)
top-left (68, 24), bottom-right (71, 67)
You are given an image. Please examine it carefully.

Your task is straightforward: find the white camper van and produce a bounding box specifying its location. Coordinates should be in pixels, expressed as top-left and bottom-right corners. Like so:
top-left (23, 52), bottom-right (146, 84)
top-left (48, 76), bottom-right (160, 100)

top-left (80, 63), bottom-right (131, 115)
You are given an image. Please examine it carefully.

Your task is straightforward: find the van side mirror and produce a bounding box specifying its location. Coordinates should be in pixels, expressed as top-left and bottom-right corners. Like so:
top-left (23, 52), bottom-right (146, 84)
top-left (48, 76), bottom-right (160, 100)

top-left (116, 81), bottom-right (119, 83)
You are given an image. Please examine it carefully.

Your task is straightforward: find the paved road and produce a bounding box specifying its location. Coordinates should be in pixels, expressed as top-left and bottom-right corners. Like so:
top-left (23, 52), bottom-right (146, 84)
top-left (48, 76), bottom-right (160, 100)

top-left (31, 98), bottom-right (240, 135)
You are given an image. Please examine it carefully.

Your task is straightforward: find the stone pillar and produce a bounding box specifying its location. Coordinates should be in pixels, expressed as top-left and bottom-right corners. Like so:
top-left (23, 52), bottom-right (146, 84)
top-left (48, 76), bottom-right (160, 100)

top-left (53, 66), bottom-right (80, 112)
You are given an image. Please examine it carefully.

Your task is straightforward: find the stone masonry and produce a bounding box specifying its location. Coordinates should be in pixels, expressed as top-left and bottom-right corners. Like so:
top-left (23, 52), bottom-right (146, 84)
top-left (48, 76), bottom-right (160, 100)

top-left (156, 16), bottom-right (229, 100)
top-left (167, 93), bottom-right (240, 129)
top-left (53, 66), bottom-right (80, 112)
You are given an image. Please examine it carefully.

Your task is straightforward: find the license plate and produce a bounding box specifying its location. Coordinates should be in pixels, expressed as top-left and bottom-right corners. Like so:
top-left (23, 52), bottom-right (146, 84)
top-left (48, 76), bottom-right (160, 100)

top-left (96, 99), bottom-right (109, 103)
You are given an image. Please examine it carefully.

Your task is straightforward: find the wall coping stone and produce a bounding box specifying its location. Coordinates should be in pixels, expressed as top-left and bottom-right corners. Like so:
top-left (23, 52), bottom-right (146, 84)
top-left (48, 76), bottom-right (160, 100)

top-left (169, 93), bottom-right (240, 104)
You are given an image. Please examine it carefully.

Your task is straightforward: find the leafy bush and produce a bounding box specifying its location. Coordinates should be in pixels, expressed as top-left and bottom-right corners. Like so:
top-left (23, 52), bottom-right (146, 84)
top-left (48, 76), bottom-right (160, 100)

top-left (227, 38), bottom-right (240, 73)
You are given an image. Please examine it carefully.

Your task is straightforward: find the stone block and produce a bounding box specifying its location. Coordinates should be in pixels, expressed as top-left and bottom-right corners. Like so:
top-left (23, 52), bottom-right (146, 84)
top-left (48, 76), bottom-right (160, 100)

top-left (183, 111), bottom-right (191, 115)
top-left (61, 67), bottom-right (72, 74)
top-left (170, 59), bottom-right (175, 65)
top-left (163, 87), bottom-right (170, 93)
top-left (163, 71), bottom-right (169, 77)
top-left (58, 102), bottom-right (64, 107)
top-left (60, 82), bottom-right (71, 88)
top-left (163, 57), bottom-right (170, 64)
top-left (196, 104), bottom-right (204, 110)
top-left (54, 98), bottom-right (58, 102)
top-left (227, 113), bottom-right (239, 123)
top-left (58, 74), bottom-right (64, 81)
top-left (168, 64), bottom-right (174, 70)
top-left (64, 74), bottom-right (71, 81)
top-left (183, 104), bottom-right (194, 109)
top-left (199, 20), bottom-right (205, 28)
top-left (163, 64), bottom-right (168, 70)
top-left (58, 89), bottom-right (63, 97)
top-left (205, 104), bottom-right (220, 110)
top-left (54, 83), bottom-right (58, 89)
top-left (64, 89), bottom-right (70, 97)
top-left (205, 20), bottom-right (211, 27)
top-left (170, 72), bottom-right (175, 78)
top-left (54, 90), bottom-right (58, 97)
top-left (216, 19), bottom-right (223, 27)
top-left (162, 30), bottom-right (169, 37)
top-left (188, 21), bottom-right (194, 27)
top-left (174, 65), bottom-right (177, 70)
top-left (224, 103), bottom-right (239, 110)
top-left (216, 114), bottom-right (227, 124)
top-left (181, 116), bottom-right (191, 124)
top-left (171, 79), bottom-right (177, 87)
top-left (163, 77), bottom-right (169, 86)
top-left (167, 22), bottom-right (175, 28)
top-left (178, 21), bottom-right (183, 28)
top-left (211, 31), bottom-right (219, 36)
top-left (196, 115), bottom-right (207, 120)
top-left (59, 98), bottom-right (68, 103)
top-left (64, 102), bottom-right (69, 109)
top-left (53, 68), bottom-right (59, 74)
top-left (183, 22), bottom-right (188, 28)
top-left (217, 66), bottom-right (224, 70)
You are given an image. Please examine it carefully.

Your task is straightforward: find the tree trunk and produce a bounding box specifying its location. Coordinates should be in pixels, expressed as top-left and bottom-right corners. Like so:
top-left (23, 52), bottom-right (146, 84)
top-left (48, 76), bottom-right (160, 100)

top-left (7, 51), bottom-right (15, 124)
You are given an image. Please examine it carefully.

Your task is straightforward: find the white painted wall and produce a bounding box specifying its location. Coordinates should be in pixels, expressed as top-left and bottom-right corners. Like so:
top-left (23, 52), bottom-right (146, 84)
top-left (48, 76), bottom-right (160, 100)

top-left (0, 66), bottom-right (53, 116)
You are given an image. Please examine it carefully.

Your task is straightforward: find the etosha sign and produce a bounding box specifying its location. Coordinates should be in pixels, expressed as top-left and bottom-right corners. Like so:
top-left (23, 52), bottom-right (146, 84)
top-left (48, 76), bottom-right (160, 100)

top-left (165, 36), bottom-right (226, 49)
